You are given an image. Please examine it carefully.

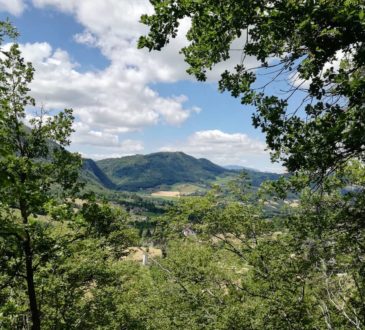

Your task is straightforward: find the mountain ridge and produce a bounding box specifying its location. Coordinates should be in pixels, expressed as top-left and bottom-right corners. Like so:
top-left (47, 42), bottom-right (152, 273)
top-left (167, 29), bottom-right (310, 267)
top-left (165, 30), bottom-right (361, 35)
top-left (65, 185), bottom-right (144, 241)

top-left (82, 152), bottom-right (281, 192)
top-left (96, 152), bottom-right (228, 191)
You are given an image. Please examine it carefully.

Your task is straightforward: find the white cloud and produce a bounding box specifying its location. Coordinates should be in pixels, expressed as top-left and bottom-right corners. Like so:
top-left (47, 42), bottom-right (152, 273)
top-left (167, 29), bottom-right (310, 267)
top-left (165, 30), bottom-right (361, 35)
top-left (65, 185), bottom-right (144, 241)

top-left (71, 122), bottom-right (142, 151)
top-left (73, 31), bottom-right (97, 47)
top-left (290, 50), bottom-right (348, 90)
top-left (16, 42), bottom-right (197, 133)
top-left (32, 0), bottom-right (75, 12)
top-left (32, 0), bottom-right (259, 82)
top-left (70, 121), bottom-right (144, 159)
top-left (32, 0), bottom-right (188, 82)
top-left (76, 138), bottom-right (144, 160)
top-left (160, 130), bottom-right (284, 172)
top-left (72, 122), bottom-right (129, 147)
top-left (11, 0), bottom-right (210, 151)
top-left (22, 0), bottom-right (265, 164)
top-left (25, 1), bottom-right (260, 130)
top-left (0, 0), bottom-right (26, 16)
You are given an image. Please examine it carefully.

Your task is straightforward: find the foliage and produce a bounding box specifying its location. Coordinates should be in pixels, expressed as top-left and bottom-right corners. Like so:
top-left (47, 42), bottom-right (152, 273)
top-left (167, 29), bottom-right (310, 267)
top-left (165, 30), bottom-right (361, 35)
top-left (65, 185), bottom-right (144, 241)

top-left (0, 198), bottom-right (140, 329)
top-left (80, 199), bottom-right (139, 258)
top-left (2, 1), bottom-right (365, 327)
top-left (139, 168), bottom-right (365, 329)
top-left (138, 4), bottom-right (365, 327)
top-left (0, 23), bottom-right (134, 329)
top-left (0, 24), bottom-right (83, 328)
top-left (139, 0), bottom-right (365, 180)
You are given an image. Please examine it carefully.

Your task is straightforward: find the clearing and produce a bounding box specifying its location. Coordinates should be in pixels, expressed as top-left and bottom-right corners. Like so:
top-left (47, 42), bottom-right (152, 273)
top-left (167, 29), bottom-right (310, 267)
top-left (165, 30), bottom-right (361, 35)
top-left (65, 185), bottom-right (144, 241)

top-left (151, 191), bottom-right (181, 198)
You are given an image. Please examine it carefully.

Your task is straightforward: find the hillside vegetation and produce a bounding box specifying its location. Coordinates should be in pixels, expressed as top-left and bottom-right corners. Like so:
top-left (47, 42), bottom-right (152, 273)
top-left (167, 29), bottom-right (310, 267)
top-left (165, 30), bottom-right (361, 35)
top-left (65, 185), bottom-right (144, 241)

top-left (1, 1), bottom-right (365, 328)
top-left (82, 159), bottom-right (117, 190)
top-left (96, 152), bottom-right (227, 190)
top-left (83, 152), bottom-right (281, 192)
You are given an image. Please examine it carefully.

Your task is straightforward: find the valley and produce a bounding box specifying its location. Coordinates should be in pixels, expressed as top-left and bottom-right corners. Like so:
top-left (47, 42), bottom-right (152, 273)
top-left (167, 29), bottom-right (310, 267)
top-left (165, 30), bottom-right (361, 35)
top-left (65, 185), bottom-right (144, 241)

top-left (1, 2), bottom-right (363, 328)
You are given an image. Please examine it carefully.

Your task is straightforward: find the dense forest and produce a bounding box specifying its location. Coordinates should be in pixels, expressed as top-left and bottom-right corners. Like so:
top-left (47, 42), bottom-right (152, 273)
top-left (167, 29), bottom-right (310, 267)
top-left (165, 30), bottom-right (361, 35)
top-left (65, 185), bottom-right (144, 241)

top-left (0, 0), bottom-right (364, 329)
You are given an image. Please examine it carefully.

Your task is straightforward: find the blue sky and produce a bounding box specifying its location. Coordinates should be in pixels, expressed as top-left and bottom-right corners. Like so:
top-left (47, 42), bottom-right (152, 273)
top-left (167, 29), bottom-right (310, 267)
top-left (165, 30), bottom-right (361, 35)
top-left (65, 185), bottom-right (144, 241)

top-left (0, 0), bottom-right (286, 172)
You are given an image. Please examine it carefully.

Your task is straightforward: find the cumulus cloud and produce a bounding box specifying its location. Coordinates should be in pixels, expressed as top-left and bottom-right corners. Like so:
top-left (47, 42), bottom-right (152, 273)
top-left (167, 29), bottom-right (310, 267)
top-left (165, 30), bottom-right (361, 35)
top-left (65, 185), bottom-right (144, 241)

top-left (73, 31), bottom-right (97, 47)
top-left (78, 140), bottom-right (145, 160)
top-left (32, 0), bottom-right (259, 82)
top-left (16, 42), bottom-right (198, 133)
top-left (32, 0), bottom-right (188, 82)
top-left (11, 1), bottom-right (209, 153)
top-left (21, 0), bottom-right (265, 163)
top-left (23, 109), bottom-right (144, 161)
top-left (70, 121), bottom-right (144, 159)
top-left (72, 122), bottom-right (134, 147)
top-left (8, 38), bottom-right (197, 160)
top-left (160, 130), bottom-right (284, 172)
top-left (0, 0), bottom-right (26, 16)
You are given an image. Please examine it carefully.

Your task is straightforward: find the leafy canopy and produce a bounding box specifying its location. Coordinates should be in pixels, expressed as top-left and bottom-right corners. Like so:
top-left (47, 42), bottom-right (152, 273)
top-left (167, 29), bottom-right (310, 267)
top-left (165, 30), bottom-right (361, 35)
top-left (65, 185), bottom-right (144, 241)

top-left (139, 0), bottom-right (365, 178)
top-left (0, 22), bottom-right (81, 329)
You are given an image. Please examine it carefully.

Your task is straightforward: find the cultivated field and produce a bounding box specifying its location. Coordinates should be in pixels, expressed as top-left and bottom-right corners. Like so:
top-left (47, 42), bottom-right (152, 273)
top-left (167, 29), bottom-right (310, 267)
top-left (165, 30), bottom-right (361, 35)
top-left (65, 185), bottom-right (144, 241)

top-left (151, 191), bottom-right (181, 198)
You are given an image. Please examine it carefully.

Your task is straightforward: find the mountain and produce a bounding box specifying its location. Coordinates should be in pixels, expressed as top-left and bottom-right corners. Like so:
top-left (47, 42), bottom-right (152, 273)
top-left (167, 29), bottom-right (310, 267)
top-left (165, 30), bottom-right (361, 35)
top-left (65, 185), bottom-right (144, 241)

top-left (224, 165), bottom-right (264, 171)
top-left (81, 159), bottom-right (117, 190)
top-left (224, 165), bottom-right (247, 171)
top-left (81, 152), bottom-right (283, 192)
top-left (95, 152), bottom-right (228, 191)
top-left (224, 165), bottom-right (282, 186)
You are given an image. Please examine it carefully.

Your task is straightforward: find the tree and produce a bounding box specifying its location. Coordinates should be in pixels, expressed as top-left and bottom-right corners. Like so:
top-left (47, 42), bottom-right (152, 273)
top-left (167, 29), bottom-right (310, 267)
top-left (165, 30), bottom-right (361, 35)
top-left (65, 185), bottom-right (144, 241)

top-left (285, 163), bottom-right (365, 329)
top-left (138, 8), bottom-right (365, 326)
top-left (0, 24), bottom-right (81, 329)
top-left (139, 0), bottom-right (365, 179)
top-left (34, 201), bottom-right (140, 329)
top-left (146, 171), bottom-right (365, 329)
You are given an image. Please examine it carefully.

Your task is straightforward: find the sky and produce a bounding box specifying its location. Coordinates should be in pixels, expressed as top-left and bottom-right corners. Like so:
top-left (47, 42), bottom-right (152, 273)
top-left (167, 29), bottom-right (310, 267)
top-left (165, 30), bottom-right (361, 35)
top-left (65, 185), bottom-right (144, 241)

top-left (0, 0), bottom-right (285, 172)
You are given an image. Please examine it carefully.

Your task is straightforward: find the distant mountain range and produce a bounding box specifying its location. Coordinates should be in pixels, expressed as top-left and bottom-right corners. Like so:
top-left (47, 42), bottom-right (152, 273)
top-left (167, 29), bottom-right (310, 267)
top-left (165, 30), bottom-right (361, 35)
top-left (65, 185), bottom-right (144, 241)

top-left (224, 165), bottom-right (261, 171)
top-left (81, 152), bottom-right (281, 192)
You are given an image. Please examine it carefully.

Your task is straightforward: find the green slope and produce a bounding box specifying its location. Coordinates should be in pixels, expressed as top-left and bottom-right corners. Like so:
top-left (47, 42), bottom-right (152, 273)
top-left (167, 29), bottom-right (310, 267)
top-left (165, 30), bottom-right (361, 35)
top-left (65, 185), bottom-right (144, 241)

top-left (230, 168), bottom-right (281, 186)
top-left (96, 152), bottom-right (228, 191)
top-left (81, 159), bottom-right (117, 190)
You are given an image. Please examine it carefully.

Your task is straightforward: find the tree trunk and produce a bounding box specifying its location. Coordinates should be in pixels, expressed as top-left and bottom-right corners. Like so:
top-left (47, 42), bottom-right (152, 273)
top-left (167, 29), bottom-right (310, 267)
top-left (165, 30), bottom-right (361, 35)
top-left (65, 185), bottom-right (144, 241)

top-left (20, 200), bottom-right (41, 330)
top-left (23, 234), bottom-right (41, 330)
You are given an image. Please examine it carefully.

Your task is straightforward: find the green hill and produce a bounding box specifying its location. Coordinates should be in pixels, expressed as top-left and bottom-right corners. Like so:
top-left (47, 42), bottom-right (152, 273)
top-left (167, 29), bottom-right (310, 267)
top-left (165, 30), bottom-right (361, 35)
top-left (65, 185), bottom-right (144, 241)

top-left (96, 152), bottom-right (228, 191)
top-left (228, 167), bottom-right (282, 187)
top-left (81, 152), bottom-right (282, 192)
top-left (81, 159), bottom-right (117, 190)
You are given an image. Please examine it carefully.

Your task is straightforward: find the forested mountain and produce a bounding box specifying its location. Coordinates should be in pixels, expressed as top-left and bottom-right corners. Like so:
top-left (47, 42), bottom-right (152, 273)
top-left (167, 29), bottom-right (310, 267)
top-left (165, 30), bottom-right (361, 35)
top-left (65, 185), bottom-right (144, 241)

top-left (96, 152), bottom-right (227, 190)
top-left (82, 152), bottom-right (280, 191)
top-left (82, 158), bottom-right (117, 190)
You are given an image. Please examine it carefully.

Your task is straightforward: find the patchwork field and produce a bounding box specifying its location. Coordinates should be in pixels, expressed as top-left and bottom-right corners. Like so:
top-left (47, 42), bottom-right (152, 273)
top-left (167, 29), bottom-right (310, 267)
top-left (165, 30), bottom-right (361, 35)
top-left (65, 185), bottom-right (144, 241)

top-left (151, 191), bottom-right (181, 198)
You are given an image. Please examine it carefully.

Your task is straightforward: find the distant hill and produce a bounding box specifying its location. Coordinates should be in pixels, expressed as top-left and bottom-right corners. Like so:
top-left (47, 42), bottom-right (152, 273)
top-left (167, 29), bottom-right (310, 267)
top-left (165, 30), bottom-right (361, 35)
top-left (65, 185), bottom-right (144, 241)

top-left (96, 152), bottom-right (228, 191)
top-left (224, 165), bottom-right (259, 171)
top-left (81, 159), bottom-right (116, 190)
top-left (80, 152), bottom-right (283, 192)
top-left (224, 165), bottom-right (282, 186)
